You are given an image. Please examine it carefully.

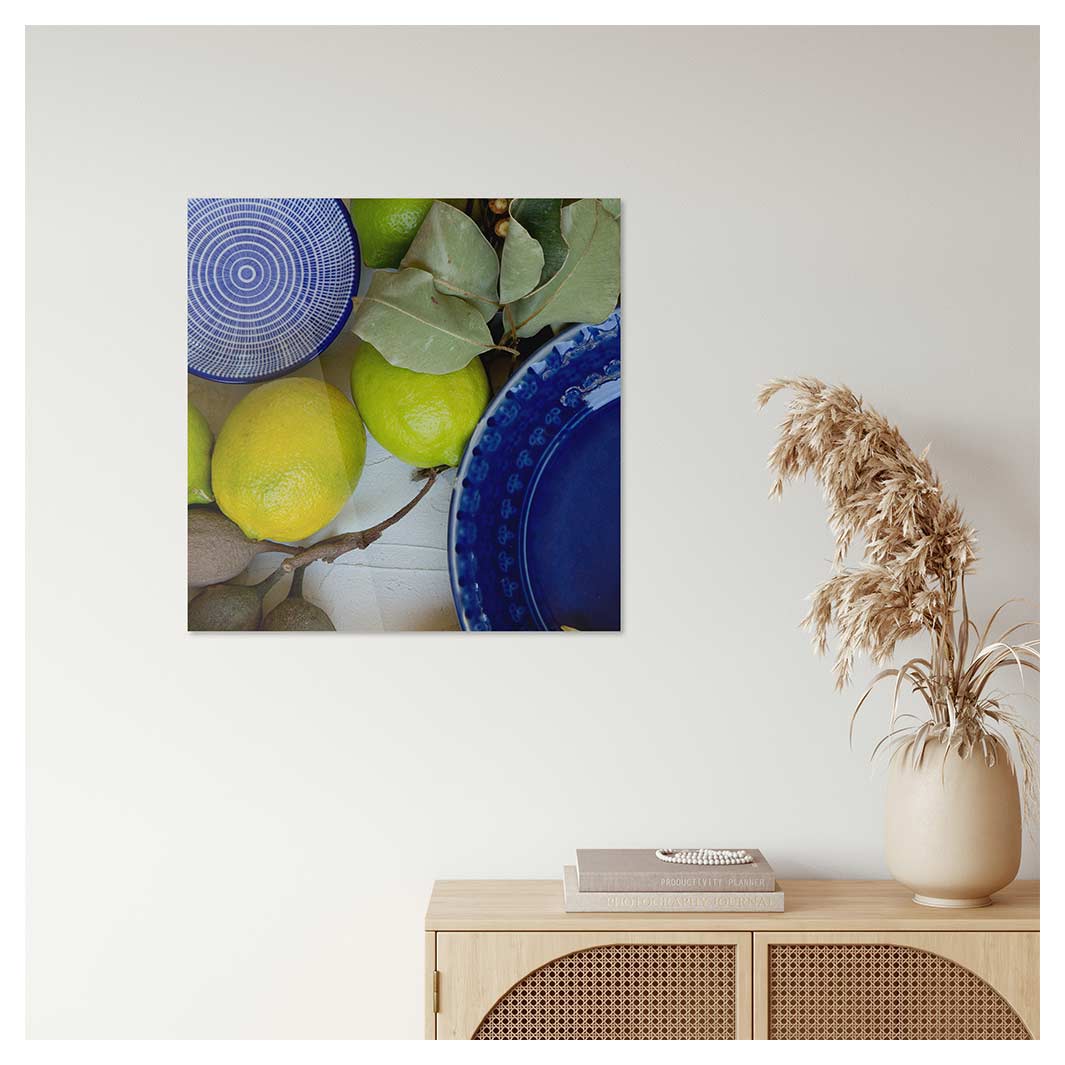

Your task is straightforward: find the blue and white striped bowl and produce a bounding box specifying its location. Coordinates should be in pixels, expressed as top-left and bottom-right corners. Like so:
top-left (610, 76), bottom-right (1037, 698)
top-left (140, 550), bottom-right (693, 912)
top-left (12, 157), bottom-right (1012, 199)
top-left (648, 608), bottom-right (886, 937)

top-left (187, 197), bottom-right (360, 383)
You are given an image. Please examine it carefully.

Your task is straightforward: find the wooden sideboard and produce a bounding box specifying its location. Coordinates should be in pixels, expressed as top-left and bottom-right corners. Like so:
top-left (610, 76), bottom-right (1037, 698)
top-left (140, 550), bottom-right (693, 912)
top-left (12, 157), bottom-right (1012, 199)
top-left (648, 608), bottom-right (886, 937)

top-left (425, 879), bottom-right (1039, 1040)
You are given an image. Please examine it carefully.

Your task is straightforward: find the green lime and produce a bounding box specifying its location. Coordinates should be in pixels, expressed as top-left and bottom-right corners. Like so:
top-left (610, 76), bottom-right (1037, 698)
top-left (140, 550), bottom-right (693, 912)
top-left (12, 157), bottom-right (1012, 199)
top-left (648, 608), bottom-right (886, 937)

top-left (212, 378), bottom-right (366, 542)
top-left (348, 198), bottom-right (434, 269)
top-left (188, 400), bottom-right (214, 504)
top-left (350, 341), bottom-right (489, 468)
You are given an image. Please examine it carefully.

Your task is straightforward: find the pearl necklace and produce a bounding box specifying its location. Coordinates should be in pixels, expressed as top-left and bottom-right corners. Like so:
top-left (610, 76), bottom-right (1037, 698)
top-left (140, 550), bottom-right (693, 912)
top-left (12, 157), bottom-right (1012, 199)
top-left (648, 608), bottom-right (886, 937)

top-left (655, 848), bottom-right (753, 866)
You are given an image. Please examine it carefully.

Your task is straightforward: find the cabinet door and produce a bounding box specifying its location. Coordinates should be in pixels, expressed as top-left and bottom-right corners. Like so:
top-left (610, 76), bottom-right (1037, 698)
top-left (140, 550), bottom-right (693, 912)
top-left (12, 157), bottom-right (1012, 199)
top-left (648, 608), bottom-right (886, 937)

top-left (435, 931), bottom-right (752, 1040)
top-left (753, 932), bottom-right (1038, 1039)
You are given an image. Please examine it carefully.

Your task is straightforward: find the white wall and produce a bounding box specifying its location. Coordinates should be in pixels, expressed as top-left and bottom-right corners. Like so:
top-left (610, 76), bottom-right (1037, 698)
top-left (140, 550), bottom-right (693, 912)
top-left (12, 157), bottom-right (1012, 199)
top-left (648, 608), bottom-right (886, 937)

top-left (26, 26), bottom-right (1038, 1038)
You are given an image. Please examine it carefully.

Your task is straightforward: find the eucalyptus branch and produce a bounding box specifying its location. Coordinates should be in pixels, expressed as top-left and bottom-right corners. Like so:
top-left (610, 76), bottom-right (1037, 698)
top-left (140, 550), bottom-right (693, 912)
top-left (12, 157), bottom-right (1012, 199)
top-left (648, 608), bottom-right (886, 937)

top-left (281, 466), bottom-right (445, 571)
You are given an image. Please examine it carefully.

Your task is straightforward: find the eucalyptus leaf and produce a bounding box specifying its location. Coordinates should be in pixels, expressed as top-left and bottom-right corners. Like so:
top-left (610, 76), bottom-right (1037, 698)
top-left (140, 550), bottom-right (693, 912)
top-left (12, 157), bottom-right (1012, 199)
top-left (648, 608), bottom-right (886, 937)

top-left (351, 267), bottom-right (493, 374)
top-left (507, 199), bottom-right (621, 339)
top-left (400, 201), bottom-right (499, 321)
top-left (499, 217), bottom-right (545, 304)
top-left (601, 198), bottom-right (621, 219)
top-left (509, 198), bottom-right (566, 283)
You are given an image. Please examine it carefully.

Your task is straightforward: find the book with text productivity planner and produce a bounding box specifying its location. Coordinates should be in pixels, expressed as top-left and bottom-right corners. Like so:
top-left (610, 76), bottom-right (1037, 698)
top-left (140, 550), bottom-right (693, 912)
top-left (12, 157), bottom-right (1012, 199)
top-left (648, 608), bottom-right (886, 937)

top-left (563, 866), bottom-right (784, 912)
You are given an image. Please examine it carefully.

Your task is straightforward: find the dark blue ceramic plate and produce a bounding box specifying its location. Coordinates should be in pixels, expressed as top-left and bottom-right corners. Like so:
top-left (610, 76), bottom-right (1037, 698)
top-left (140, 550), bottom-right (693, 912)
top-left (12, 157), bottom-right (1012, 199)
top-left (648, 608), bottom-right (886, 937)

top-left (448, 310), bottom-right (621, 631)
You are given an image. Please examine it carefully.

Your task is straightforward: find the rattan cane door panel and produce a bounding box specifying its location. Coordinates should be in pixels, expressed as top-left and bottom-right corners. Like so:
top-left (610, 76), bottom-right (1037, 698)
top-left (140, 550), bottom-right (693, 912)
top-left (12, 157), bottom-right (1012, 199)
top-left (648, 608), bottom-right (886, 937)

top-left (435, 931), bottom-right (752, 1040)
top-left (754, 932), bottom-right (1038, 1039)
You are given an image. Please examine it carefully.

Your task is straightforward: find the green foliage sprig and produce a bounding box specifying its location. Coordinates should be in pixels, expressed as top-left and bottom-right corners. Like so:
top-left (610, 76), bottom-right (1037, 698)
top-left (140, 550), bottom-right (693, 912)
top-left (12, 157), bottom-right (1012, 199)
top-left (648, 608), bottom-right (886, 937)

top-left (350, 198), bottom-right (620, 374)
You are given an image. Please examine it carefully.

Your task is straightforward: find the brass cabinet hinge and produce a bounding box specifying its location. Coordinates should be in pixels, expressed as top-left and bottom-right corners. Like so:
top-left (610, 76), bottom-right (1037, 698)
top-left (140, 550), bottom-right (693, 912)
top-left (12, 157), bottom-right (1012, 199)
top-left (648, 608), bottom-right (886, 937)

top-left (433, 969), bottom-right (440, 1014)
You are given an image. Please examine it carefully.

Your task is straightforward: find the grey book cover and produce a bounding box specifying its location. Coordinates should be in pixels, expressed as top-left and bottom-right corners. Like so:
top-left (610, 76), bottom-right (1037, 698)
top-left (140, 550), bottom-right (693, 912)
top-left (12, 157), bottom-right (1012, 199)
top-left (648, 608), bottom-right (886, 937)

top-left (563, 866), bottom-right (785, 912)
top-left (576, 848), bottom-right (776, 893)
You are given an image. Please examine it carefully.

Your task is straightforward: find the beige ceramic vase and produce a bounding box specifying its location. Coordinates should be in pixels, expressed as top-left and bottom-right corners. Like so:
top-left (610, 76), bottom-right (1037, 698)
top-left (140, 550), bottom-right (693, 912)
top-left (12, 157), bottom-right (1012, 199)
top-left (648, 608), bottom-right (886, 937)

top-left (885, 734), bottom-right (1021, 908)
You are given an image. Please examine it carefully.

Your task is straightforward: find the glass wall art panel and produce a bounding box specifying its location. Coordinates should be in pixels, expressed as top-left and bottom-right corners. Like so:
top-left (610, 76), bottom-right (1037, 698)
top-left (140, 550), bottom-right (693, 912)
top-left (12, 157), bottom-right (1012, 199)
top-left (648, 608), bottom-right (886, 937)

top-left (188, 197), bottom-right (621, 633)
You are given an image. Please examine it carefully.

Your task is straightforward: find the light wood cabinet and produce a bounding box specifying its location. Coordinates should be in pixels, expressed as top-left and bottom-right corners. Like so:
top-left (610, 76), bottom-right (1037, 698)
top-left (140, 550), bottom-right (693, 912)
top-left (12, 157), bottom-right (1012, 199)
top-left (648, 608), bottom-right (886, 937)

top-left (753, 931), bottom-right (1038, 1038)
top-left (425, 879), bottom-right (1039, 1040)
top-left (435, 931), bottom-right (750, 1039)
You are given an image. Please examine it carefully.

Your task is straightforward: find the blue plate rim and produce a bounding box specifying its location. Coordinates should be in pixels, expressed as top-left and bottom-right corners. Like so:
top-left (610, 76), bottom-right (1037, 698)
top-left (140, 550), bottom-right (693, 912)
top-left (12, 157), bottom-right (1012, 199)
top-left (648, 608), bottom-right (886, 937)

top-left (447, 310), bottom-right (621, 631)
top-left (186, 197), bottom-right (361, 384)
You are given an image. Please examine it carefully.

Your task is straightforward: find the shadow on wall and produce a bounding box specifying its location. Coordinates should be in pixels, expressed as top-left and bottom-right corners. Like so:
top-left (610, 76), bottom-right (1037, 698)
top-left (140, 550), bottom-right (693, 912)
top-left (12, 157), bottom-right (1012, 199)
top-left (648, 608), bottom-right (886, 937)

top-left (922, 424), bottom-right (1039, 553)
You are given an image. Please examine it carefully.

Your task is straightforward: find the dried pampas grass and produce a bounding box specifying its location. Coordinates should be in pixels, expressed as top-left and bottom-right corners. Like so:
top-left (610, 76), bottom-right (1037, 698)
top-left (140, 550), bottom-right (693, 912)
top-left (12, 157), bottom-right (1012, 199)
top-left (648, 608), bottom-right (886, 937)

top-left (759, 378), bottom-right (1038, 820)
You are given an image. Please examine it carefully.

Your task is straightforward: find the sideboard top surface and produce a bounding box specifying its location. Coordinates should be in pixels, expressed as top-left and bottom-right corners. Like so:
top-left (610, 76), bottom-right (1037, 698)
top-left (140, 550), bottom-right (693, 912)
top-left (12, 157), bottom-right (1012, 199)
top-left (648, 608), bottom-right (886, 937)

top-left (426, 879), bottom-right (1039, 932)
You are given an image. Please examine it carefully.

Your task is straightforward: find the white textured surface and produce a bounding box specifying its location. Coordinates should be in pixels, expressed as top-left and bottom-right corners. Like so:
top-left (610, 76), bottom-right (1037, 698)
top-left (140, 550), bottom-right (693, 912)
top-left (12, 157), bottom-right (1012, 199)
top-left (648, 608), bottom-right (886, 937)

top-left (27, 26), bottom-right (1038, 1039)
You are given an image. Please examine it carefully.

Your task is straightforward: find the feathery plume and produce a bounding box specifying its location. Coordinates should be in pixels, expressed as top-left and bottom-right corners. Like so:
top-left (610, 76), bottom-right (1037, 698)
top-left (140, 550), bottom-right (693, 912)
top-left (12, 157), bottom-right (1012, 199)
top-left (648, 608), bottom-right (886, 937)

top-left (760, 379), bottom-right (1037, 820)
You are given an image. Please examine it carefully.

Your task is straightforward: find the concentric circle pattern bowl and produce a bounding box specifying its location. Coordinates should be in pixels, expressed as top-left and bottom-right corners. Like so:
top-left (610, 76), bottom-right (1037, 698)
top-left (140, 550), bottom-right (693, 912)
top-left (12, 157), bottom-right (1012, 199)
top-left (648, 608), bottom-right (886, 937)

top-left (187, 197), bottom-right (360, 382)
top-left (448, 310), bottom-right (622, 632)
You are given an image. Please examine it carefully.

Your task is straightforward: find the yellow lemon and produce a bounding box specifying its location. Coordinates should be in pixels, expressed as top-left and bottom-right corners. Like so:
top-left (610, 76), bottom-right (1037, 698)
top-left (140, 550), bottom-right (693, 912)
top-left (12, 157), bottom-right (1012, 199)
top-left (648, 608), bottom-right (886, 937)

top-left (212, 378), bottom-right (366, 541)
top-left (187, 400), bottom-right (214, 503)
top-left (350, 341), bottom-right (489, 468)
top-left (347, 198), bottom-right (434, 269)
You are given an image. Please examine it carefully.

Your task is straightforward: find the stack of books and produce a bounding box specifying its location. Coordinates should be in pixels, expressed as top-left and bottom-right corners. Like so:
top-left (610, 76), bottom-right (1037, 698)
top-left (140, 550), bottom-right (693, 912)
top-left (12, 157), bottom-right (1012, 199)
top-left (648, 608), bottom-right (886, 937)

top-left (564, 849), bottom-right (784, 912)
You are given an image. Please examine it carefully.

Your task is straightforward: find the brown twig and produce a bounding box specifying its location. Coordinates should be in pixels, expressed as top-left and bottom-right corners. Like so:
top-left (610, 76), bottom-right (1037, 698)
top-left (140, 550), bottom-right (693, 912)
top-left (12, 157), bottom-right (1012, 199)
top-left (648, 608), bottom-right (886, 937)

top-left (281, 467), bottom-right (445, 571)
